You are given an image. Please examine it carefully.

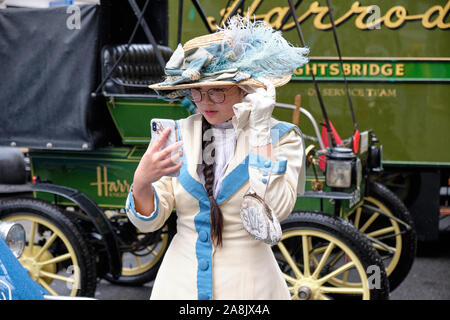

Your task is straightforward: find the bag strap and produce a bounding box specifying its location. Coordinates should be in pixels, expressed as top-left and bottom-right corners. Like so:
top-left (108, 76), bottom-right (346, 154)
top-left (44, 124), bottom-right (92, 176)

top-left (246, 160), bottom-right (274, 222)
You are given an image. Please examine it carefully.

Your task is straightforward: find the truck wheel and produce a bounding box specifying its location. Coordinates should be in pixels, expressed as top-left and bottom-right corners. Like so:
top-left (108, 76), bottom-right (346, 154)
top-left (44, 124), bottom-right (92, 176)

top-left (0, 198), bottom-right (97, 297)
top-left (273, 211), bottom-right (389, 300)
top-left (346, 181), bottom-right (417, 291)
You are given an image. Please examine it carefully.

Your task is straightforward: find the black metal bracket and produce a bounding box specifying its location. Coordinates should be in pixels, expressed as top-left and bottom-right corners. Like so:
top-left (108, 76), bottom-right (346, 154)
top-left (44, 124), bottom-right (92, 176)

top-left (93, 0), bottom-right (160, 97)
top-left (128, 0), bottom-right (166, 69)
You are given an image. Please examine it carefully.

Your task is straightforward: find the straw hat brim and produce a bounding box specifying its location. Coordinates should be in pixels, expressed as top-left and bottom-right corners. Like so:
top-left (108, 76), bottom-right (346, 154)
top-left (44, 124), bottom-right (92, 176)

top-left (148, 74), bottom-right (291, 90)
top-left (148, 32), bottom-right (292, 91)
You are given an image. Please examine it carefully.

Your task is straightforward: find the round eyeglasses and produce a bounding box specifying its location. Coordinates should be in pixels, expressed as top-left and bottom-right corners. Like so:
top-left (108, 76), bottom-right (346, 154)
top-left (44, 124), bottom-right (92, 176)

top-left (189, 87), bottom-right (235, 104)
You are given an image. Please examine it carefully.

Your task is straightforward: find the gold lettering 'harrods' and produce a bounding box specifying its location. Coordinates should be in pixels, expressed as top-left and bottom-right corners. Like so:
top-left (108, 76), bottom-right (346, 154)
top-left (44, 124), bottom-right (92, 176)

top-left (90, 166), bottom-right (130, 198)
top-left (206, 0), bottom-right (450, 31)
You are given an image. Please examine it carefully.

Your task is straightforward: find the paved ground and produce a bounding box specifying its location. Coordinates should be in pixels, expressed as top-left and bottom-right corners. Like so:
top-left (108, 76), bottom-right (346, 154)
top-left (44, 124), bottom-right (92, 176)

top-left (390, 215), bottom-right (450, 300)
top-left (95, 216), bottom-right (450, 300)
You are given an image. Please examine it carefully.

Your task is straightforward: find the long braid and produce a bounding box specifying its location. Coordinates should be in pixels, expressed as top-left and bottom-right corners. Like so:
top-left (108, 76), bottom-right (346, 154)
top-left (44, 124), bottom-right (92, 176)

top-left (202, 116), bottom-right (224, 247)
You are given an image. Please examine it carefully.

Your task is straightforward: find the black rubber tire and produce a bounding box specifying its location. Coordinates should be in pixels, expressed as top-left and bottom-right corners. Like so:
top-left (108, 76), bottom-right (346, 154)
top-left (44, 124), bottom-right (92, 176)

top-left (0, 198), bottom-right (97, 297)
top-left (276, 211), bottom-right (390, 300)
top-left (363, 181), bottom-right (417, 291)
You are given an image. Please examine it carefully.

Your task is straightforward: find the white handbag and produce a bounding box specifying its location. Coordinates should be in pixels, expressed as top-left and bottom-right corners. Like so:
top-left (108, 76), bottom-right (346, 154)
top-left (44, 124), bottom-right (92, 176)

top-left (240, 166), bottom-right (282, 245)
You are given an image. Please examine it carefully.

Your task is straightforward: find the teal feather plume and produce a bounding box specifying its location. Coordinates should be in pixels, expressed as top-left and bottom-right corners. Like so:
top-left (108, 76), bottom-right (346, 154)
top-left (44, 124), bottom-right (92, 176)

top-left (205, 15), bottom-right (309, 78)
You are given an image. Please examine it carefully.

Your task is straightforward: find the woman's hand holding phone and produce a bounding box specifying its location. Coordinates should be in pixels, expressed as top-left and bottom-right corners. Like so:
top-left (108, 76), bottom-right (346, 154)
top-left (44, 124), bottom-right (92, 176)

top-left (132, 128), bottom-right (183, 216)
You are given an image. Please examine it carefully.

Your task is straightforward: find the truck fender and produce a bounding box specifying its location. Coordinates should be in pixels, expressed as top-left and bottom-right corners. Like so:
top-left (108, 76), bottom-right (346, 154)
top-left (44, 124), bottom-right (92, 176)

top-left (0, 182), bottom-right (122, 279)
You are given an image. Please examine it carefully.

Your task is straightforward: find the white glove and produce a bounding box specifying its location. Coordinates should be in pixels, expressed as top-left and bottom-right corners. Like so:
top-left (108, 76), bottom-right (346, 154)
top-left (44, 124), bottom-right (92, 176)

top-left (242, 80), bottom-right (276, 147)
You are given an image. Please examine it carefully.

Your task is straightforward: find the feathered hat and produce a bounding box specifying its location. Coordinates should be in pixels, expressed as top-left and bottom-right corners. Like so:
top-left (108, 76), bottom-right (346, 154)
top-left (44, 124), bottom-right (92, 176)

top-left (149, 15), bottom-right (309, 92)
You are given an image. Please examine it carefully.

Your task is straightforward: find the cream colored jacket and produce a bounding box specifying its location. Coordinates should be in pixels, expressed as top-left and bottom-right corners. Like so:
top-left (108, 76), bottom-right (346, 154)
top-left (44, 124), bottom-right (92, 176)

top-left (126, 113), bottom-right (305, 300)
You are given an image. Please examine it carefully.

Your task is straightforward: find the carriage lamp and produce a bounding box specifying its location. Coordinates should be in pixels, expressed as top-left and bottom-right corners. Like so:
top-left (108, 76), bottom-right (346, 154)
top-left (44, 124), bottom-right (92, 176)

top-left (0, 221), bottom-right (26, 258)
top-left (325, 147), bottom-right (361, 189)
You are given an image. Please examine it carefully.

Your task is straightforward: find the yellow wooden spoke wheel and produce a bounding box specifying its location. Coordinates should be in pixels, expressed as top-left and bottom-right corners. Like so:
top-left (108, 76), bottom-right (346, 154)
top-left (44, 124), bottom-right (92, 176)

top-left (0, 198), bottom-right (97, 297)
top-left (347, 197), bottom-right (401, 276)
top-left (345, 181), bottom-right (417, 291)
top-left (274, 211), bottom-right (389, 300)
top-left (6, 215), bottom-right (80, 296)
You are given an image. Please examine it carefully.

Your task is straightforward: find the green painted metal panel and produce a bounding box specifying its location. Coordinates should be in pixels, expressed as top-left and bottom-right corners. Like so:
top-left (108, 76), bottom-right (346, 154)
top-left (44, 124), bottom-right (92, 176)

top-left (106, 97), bottom-right (191, 145)
top-left (169, 0), bottom-right (449, 58)
top-left (293, 58), bottom-right (450, 82)
top-left (273, 81), bottom-right (450, 163)
top-left (293, 172), bottom-right (366, 215)
top-left (30, 148), bottom-right (142, 208)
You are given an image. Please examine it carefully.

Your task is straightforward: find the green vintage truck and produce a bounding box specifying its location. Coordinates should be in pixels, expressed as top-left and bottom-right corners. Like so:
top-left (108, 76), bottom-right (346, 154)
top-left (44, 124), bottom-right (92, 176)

top-left (0, 0), bottom-right (447, 298)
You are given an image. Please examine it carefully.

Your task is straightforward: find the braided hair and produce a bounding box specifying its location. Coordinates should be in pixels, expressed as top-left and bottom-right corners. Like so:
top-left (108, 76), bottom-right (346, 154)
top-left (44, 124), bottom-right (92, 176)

top-left (201, 116), bottom-right (224, 247)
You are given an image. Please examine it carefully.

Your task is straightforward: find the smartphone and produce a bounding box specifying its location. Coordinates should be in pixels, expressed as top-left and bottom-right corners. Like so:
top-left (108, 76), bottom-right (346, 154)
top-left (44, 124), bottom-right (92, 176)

top-left (150, 118), bottom-right (181, 177)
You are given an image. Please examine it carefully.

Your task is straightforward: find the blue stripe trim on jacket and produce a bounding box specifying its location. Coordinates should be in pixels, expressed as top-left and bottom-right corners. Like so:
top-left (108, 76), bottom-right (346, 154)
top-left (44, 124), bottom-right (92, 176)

top-left (126, 184), bottom-right (159, 221)
top-left (194, 199), bottom-right (213, 300)
top-left (248, 153), bottom-right (288, 174)
top-left (177, 161), bottom-right (213, 300)
top-left (270, 121), bottom-right (300, 143)
top-left (216, 155), bottom-right (249, 204)
top-left (176, 120), bottom-right (213, 300)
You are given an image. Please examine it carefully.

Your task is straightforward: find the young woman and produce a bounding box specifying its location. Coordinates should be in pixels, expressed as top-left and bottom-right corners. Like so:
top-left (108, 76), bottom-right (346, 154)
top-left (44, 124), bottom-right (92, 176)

top-left (126, 16), bottom-right (309, 300)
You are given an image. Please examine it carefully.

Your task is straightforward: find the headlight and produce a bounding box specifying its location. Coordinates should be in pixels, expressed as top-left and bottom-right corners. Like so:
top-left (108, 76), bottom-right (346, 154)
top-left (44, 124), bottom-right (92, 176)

top-left (325, 147), bottom-right (360, 189)
top-left (326, 159), bottom-right (352, 188)
top-left (0, 221), bottom-right (26, 258)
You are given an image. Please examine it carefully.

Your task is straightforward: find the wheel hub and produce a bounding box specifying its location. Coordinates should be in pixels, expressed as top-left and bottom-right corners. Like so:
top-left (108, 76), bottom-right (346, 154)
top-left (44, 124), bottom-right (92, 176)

top-left (293, 277), bottom-right (322, 300)
top-left (19, 246), bottom-right (56, 283)
top-left (297, 285), bottom-right (312, 300)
